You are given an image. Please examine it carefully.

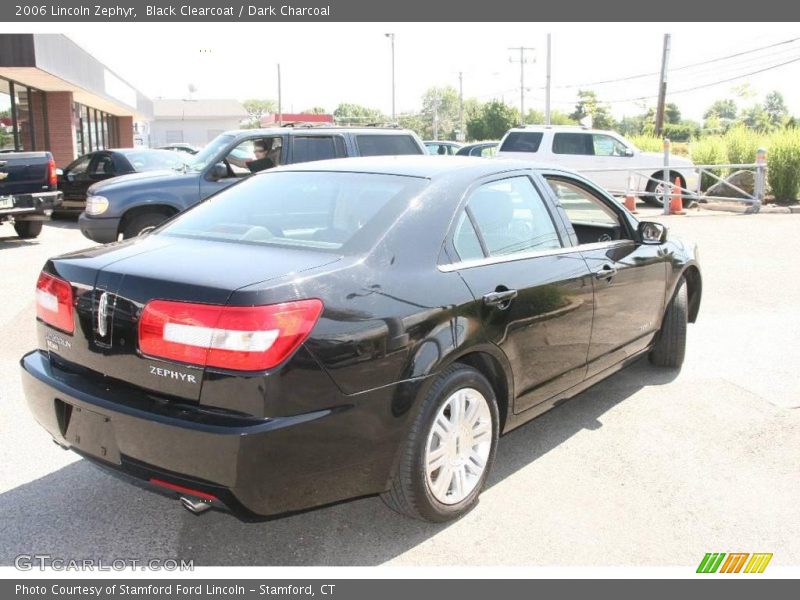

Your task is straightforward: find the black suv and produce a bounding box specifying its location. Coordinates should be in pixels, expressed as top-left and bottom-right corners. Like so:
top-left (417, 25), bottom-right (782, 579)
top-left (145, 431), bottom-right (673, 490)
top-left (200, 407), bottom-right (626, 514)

top-left (79, 126), bottom-right (426, 243)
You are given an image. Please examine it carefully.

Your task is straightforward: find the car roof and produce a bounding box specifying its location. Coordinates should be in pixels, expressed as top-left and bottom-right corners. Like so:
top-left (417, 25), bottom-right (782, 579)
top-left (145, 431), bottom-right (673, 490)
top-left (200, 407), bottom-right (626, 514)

top-left (506, 125), bottom-right (616, 135)
top-left (270, 155), bottom-right (576, 179)
top-left (223, 126), bottom-right (417, 137)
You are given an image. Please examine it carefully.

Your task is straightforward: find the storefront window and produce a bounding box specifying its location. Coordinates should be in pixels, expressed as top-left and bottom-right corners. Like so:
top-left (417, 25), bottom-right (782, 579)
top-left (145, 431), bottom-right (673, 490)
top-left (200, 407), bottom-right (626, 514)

top-left (15, 86), bottom-right (32, 151)
top-left (0, 78), bottom-right (13, 151)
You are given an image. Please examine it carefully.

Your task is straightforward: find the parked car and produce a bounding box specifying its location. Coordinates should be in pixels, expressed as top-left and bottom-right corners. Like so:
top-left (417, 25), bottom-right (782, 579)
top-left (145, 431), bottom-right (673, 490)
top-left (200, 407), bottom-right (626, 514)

top-left (22, 156), bottom-right (701, 522)
top-left (424, 141), bottom-right (463, 155)
top-left (496, 126), bottom-right (697, 206)
top-left (456, 141), bottom-right (499, 158)
top-left (59, 149), bottom-right (191, 213)
top-left (79, 127), bottom-right (426, 243)
top-left (0, 151), bottom-right (62, 239)
top-left (157, 143), bottom-right (200, 155)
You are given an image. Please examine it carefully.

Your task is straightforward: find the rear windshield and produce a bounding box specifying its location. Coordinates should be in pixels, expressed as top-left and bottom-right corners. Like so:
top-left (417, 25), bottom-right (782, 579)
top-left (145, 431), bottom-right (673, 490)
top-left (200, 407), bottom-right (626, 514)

top-left (159, 171), bottom-right (427, 253)
top-left (355, 134), bottom-right (422, 156)
top-left (499, 132), bottom-right (544, 153)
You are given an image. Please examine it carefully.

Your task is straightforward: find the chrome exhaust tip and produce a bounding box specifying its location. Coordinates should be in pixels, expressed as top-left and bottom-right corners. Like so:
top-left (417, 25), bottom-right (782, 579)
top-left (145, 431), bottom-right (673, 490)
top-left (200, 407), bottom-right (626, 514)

top-left (180, 496), bottom-right (212, 515)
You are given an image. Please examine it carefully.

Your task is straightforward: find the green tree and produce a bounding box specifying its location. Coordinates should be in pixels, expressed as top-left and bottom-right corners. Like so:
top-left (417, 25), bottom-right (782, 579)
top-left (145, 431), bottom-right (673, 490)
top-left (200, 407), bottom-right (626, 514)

top-left (569, 90), bottom-right (615, 130)
top-left (764, 91), bottom-right (788, 128)
top-left (739, 105), bottom-right (771, 131)
top-left (242, 98), bottom-right (277, 126)
top-left (665, 102), bottom-right (681, 125)
top-left (703, 99), bottom-right (737, 121)
top-left (333, 103), bottom-right (387, 125)
top-left (467, 101), bottom-right (519, 140)
top-left (421, 86), bottom-right (461, 140)
top-left (301, 107), bottom-right (328, 114)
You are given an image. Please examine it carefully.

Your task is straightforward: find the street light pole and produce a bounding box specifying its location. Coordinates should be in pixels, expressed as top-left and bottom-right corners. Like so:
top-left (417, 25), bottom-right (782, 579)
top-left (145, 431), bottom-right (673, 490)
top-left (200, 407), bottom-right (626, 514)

top-left (385, 33), bottom-right (396, 122)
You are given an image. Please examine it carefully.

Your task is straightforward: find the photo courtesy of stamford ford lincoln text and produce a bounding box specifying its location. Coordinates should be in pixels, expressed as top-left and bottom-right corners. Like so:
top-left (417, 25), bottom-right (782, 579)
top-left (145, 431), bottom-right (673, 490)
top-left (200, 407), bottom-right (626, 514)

top-left (0, 1), bottom-right (798, 594)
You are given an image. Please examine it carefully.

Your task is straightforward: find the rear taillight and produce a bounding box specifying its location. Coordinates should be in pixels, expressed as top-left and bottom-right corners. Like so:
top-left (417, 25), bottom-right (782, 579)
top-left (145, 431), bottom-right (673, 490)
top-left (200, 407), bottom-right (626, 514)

top-left (139, 299), bottom-right (323, 371)
top-left (47, 156), bottom-right (57, 188)
top-left (36, 272), bottom-right (74, 334)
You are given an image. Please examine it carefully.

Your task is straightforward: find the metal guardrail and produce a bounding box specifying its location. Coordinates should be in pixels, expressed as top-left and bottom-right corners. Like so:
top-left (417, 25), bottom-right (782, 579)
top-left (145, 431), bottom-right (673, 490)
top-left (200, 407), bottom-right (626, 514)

top-left (574, 141), bottom-right (768, 215)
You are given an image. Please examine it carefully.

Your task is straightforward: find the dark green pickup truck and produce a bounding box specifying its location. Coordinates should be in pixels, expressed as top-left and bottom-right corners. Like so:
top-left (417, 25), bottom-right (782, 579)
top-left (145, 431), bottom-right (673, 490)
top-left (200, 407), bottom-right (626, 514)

top-left (0, 151), bottom-right (63, 239)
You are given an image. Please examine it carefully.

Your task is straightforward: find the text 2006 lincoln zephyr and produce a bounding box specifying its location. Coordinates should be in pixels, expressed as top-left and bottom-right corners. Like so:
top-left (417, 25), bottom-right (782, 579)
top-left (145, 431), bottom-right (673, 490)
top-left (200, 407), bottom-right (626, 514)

top-left (21, 156), bottom-right (701, 522)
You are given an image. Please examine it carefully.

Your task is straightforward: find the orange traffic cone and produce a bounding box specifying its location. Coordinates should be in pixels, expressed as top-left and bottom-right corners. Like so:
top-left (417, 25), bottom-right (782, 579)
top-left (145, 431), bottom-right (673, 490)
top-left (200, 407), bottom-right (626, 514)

top-left (670, 176), bottom-right (686, 215)
top-left (624, 191), bottom-right (638, 214)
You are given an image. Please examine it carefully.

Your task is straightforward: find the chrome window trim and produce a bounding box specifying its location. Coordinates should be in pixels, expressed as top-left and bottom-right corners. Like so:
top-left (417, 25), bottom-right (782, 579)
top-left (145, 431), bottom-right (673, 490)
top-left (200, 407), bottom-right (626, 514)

top-left (438, 239), bottom-right (633, 272)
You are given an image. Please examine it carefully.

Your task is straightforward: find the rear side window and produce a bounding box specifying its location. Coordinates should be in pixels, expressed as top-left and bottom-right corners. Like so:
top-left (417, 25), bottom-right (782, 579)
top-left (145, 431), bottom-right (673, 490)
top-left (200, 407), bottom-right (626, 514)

top-left (552, 133), bottom-right (594, 155)
top-left (291, 136), bottom-right (346, 163)
top-left (499, 132), bottom-right (544, 153)
top-left (160, 172), bottom-right (427, 253)
top-left (461, 176), bottom-right (562, 257)
top-left (356, 134), bottom-right (422, 156)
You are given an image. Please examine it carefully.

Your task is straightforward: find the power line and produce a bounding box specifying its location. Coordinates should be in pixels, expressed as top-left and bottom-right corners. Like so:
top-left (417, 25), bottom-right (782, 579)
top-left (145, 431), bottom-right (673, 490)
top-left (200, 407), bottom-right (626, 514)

top-left (549, 36), bottom-right (800, 90)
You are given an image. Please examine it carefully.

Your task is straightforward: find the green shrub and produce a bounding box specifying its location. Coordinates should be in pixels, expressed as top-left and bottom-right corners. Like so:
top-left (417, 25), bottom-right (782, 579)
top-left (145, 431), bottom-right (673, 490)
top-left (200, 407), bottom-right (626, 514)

top-left (690, 136), bottom-right (727, 190)
top-left (629, 135), bottom-right (663, 153)
top-left (725, 126), bottom-right (765, 166)
top-left (767, 128), bottom-right (800, 202)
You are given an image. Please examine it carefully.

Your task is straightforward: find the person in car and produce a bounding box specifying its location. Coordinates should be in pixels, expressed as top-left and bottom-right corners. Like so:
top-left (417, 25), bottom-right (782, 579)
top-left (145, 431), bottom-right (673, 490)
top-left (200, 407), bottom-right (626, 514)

top-left (246, 140), bottom-right (276, 173)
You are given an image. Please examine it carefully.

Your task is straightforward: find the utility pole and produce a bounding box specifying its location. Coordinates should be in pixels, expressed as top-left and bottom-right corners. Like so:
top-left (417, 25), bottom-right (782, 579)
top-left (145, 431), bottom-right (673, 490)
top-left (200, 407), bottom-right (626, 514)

top-left (654, 34), bottom-right (671, 137)
top-left (509, 46), bottom-right (535, 123)
top-left (277, 63), bottom-right (282, 126)
top-left (433, 91), bottom-right (439, 140)
top-left (385, 33), bottom-right (396, 122)
top-left (458, 71), bottom-right (464, 142)
top-left (545, 34), bottom-right (552, 126)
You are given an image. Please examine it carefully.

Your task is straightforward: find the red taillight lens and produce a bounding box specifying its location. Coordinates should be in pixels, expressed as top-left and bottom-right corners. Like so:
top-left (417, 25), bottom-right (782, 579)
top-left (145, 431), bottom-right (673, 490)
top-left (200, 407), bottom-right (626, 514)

top-left (47, 156), bottom-right (57, 188)
top-left (139, 299), bottom-right (323, 371)
top-left (35, 272), bottom-right (74, 334)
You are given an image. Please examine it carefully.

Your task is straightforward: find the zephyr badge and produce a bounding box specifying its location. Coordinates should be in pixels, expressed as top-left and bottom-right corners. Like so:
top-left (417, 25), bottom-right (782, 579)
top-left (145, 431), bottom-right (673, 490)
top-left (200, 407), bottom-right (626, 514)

top-left (97, 292), bottom-right (109, 337)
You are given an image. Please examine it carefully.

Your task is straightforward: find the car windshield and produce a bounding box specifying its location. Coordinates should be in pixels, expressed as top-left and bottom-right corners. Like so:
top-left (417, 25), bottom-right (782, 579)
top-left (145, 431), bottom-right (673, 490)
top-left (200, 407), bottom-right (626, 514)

top-left (125, 150), bottom-right (192, 172)
top-left (187, 134), bottom-right (236, 172)
top-left (159, 171), bottom-right (428, 253)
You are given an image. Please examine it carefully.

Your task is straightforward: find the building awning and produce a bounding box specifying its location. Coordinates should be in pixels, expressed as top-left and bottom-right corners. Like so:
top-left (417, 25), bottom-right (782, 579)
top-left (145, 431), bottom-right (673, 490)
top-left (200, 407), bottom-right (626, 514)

top-left (0, 34), bottom-right (152, 120)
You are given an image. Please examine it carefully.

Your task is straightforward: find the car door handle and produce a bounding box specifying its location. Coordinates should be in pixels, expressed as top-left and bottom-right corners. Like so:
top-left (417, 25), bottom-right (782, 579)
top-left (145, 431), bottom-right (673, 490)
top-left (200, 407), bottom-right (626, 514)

top-left (594, 265), bottom-right (618, 280)
top-left (483, 289), bottom-right (518, 307)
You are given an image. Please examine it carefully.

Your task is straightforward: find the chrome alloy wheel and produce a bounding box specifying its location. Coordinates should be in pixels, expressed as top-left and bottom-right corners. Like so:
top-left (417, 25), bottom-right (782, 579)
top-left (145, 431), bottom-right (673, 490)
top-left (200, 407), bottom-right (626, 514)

top-left (424, 387), bottom-right (492, 505)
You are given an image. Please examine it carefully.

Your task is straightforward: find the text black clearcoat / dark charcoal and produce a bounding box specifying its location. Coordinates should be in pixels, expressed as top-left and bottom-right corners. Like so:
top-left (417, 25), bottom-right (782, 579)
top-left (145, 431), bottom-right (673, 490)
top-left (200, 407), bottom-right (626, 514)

top-left (20, 157), bottom-right (701, 520)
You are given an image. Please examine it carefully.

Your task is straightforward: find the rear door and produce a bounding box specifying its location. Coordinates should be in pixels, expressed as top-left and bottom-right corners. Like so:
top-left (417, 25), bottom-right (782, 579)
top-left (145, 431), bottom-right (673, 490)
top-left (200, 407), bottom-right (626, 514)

top-left (287, 134), bottom-right (348, 163)
top-left (543, 173), bottom-right (668, 377)
top-left (449, 174), bottom-right (595, 413)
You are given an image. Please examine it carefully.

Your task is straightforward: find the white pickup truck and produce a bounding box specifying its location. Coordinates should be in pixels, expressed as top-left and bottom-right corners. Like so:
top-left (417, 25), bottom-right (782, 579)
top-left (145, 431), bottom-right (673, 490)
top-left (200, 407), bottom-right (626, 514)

top-left (496, 126), bottom-right (697, 206)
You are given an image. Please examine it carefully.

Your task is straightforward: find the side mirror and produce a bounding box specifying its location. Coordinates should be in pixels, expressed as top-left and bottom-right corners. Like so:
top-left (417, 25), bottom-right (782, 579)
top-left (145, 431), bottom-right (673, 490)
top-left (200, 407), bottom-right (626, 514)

top-left (208, 162), bottom-right (228, 181)
top-left (639, 221), bottom-right (667, 244)
top-left (623, 147), bottom-right (635, 157)
top-left (55, 168), bottom-right (64, 177)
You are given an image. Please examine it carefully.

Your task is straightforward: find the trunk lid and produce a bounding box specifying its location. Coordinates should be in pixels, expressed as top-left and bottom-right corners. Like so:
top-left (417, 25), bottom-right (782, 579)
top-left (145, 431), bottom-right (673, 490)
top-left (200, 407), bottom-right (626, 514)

top-left (42, 236), bottom-right (339, 402)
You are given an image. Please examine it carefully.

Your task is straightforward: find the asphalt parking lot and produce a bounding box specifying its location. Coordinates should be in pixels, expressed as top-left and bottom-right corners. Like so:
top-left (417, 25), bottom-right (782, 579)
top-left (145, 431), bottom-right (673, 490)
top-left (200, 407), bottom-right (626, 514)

top-left (1, 208), bottom-right (798, 568)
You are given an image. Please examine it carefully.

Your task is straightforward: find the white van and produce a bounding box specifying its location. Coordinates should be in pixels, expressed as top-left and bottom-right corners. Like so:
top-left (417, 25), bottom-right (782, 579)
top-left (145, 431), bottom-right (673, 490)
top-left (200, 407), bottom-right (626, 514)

top-left (496, 126), bottom-right (697, 206)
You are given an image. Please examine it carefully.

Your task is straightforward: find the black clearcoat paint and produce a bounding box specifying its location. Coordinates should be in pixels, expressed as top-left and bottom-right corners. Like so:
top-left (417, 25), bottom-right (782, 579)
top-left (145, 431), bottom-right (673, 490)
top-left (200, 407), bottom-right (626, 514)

top-left (21, 157), bottom-right (701, 517)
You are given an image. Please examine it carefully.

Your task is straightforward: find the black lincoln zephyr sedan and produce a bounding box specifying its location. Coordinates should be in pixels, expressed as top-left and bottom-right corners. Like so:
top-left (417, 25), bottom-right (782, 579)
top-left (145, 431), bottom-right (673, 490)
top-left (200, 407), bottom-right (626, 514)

top-left (21, 156), bottom-right (701, 522)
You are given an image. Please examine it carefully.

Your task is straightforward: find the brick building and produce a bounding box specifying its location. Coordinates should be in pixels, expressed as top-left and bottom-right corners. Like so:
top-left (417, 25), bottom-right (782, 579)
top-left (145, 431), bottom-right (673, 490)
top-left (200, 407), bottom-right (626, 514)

top-left (0, 34), bottom-right (152, 167)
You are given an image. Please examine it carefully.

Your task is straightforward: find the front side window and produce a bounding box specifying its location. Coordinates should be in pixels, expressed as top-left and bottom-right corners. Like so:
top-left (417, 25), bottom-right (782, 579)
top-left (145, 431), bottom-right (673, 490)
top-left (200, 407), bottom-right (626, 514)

top-left (592, 134), bottom-right (631, 157)
top-left (66, 155), bottom-right (91, 177)
top-left (546, 178), bottom-right (619, 226)
top-left (160, 172), bottom-right (427, 253)
top-left (463, 176), bottom-right (562, 257)
top-left (89, 154), bottom-right (114, 176)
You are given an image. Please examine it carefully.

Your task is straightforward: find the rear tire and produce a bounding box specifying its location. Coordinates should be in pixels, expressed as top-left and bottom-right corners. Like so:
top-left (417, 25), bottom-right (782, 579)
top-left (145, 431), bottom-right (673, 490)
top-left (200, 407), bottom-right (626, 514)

top-left (122, 212), bottom-right (169, 239)
top-left (649, 277), bottom-right (688, 368)
top-left (381, 364), bottom-right (499, 522)
top-left (13, 220), bottom-right (43, 239)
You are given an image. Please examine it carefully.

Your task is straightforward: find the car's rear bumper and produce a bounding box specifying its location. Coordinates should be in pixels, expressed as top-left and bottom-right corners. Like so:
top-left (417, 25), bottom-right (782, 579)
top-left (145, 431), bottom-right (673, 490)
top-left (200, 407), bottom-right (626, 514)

top-left (78, 214), bottom-right (120, 243)
top-left (20, 350), bottom-right (402, 518)
top-left (0, 191), bottom-right (62, 219)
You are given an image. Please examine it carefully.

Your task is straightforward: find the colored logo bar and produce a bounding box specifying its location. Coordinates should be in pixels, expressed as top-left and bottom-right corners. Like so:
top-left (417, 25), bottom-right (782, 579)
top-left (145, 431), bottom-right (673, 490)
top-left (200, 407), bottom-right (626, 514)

top-left (697, 553), bottom-right (773, 573)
